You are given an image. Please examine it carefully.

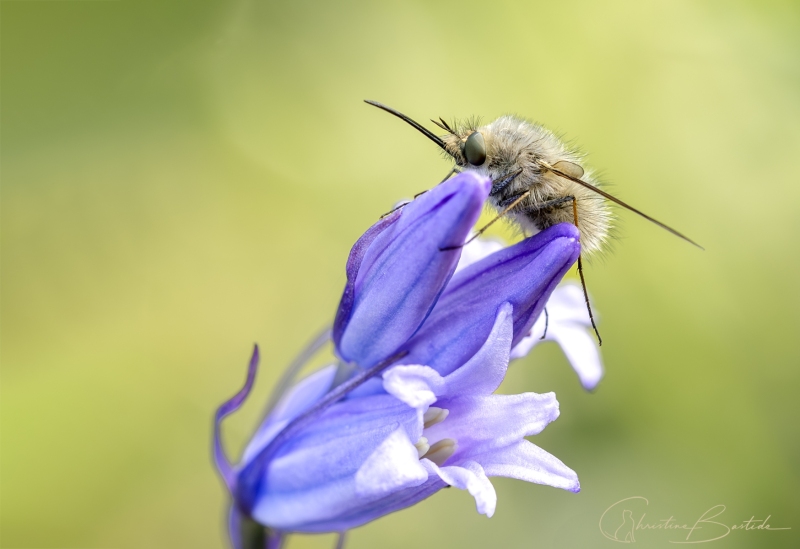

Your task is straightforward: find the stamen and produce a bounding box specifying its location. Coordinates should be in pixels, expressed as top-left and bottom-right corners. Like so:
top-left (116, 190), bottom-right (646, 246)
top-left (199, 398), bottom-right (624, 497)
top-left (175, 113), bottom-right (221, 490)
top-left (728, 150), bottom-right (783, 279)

top-left (423, 407), bottom-right (449, 429)
top-left (414, 437), bottom-right (430, 458)
top-left (422, 438), bottom-right (457, 466)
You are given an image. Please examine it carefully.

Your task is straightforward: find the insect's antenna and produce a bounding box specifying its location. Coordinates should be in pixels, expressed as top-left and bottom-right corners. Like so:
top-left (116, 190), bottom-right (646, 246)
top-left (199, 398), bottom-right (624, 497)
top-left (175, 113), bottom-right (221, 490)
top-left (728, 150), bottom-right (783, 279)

top-left (364, 100), bottom-right (454, 158)
top-left (430, 119), bottom-right (451, 133)
top-left (430, 117), bottom-right (455, 135)
top-left (542, 162), bottom-right (704, 250)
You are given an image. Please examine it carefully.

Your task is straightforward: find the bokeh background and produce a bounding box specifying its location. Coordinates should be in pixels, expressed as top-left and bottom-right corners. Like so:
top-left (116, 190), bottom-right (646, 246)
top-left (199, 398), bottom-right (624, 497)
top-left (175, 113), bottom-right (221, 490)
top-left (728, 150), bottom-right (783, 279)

top-left (2, 1), bottom-right (798, 548)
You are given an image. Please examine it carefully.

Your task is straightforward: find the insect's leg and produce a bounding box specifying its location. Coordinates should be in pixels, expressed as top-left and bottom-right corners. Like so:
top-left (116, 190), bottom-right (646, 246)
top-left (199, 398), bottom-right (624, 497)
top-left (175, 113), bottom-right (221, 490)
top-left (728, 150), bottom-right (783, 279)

top-left (499, 194), bottom-right (574, 210)
top-left (439, 169), bottom-right (526, 251)
top-left (379, 201), bottom-right (411, 219)
top-left (571, 198), bottom-right (602, 346)
top-left (490, 170), bottom-right (522, 196)
top-left (439, 189), bottom-right (530, 251)
top-left (438, 166), bottom-right (461, 185)
top-left (494, 190), bottom-right (530, 209)
top-left (540, 307), bottom-right (549, 340)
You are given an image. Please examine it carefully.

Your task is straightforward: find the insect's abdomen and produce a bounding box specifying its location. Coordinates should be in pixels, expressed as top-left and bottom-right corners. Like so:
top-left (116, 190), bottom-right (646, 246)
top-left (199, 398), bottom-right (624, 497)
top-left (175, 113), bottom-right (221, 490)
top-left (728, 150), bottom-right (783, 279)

top-left (491, 182), bottom-right (610, 256)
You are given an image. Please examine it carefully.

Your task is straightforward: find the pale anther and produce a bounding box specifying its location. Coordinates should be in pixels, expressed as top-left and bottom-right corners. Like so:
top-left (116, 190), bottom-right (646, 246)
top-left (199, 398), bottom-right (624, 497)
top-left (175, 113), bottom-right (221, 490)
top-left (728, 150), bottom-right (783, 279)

top-left (414, 437), bottom-right (430, 458)
top-left (422, 438), bottom-right (457, 466)
top-left (423, 407), bottom-right (449, 429)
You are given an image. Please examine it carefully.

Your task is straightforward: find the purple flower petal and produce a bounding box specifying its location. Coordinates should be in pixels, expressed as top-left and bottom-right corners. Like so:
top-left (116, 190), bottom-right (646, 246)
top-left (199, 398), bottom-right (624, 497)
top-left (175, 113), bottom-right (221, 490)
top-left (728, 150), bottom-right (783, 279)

top-left (383, 302), bottom-right (513, 406)
top-left (334, 172), bottom-right (491, 367)
top-left (437, 302), bottom-right (513, 396)
top-left (355, 428), bottom-right (429, 497)
top-left (227, 505), bottom-right (244, 549)
top-left (478, 440), bottom-right (580, 493)
top-left (279, 477), bottom-right (446, 533)
top-left (382, 365), bottom-right (443, 410)
top-left (214, 345), bottom-right (260, 492)
top-left (425, 460), bottom-right (497, 517)
top-left (400, 223), bottom-right (580, 376)
top-left (255, 396), bottom-right (418, 491)
top-left (551, 324), bottom-right (604, 390)
top-left (332, 213), bottom-right (400, 352)
top-left (426, 392), bottom-right (560, 459)
top-left (248, 396), bottom-right (421, 531)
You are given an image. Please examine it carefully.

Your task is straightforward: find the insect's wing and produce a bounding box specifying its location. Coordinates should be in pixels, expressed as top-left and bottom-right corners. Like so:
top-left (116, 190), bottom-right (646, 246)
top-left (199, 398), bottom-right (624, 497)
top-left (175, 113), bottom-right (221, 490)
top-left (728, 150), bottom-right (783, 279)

top-left (547, 165), bottom-right (704, 250)
top-left (552, 160), bottom-right (584, 179)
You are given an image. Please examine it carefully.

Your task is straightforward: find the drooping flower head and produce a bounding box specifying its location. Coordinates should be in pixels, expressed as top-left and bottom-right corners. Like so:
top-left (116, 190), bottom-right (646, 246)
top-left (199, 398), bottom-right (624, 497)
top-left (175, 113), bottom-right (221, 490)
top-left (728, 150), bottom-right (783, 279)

top-left (214, 171), bottom-right (590, 545)
top-left (218, 304), bottom-right (578, 535)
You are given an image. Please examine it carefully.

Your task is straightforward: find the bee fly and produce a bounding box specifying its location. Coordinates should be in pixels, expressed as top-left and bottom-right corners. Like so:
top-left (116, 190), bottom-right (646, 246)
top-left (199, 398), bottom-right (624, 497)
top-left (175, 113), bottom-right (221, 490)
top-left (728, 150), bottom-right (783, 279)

top-left (364, 100), bottom-right (702, 345)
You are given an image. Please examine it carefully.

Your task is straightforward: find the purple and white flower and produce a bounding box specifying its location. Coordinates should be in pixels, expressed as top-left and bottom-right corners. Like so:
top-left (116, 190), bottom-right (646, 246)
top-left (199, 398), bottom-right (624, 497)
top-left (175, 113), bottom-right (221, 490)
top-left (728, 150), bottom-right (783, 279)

top-left (219, 304), bottom-right (578, 534)
top-left (214, 172), bottom-right (587, 544)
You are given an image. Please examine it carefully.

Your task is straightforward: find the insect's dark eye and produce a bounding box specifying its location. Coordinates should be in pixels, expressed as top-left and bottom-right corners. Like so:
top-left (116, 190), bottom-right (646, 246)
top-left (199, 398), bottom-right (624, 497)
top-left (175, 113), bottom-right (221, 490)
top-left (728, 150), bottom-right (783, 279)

top-left (464, 131), bottom-right (486, 166)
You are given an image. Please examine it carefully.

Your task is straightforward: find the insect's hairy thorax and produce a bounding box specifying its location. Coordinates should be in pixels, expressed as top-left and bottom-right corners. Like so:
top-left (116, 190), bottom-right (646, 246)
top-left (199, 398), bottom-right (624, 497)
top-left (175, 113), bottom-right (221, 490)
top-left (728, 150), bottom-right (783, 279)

top-left (443, 115), bottom-right (612, 255)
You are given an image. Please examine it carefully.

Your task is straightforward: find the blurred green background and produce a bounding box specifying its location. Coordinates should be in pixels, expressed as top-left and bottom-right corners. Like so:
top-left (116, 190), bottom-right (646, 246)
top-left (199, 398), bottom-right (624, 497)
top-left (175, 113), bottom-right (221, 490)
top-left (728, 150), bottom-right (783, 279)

top-left (2, 1), bottom-right (798, 548)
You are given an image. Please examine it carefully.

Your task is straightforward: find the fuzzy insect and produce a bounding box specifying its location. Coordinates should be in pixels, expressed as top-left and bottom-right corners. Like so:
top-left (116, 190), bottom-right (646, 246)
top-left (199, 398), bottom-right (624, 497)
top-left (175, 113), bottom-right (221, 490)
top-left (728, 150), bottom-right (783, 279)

top-left (364, 100), bottom-right (702, 344)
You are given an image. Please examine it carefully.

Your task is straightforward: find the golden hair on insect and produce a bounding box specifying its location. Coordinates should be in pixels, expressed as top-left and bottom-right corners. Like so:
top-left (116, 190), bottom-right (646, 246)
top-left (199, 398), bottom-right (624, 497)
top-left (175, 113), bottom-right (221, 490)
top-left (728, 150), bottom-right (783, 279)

top-left (364, 100), bottom-right (703, 344)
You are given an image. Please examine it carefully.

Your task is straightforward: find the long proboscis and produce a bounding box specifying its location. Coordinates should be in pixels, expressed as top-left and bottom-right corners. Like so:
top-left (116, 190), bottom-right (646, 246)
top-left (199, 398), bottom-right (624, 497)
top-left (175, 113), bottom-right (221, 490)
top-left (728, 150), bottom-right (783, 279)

top-left (364, 100), bottom-right (453, 157)
top-left (548, 166), bottom-right (704, 250)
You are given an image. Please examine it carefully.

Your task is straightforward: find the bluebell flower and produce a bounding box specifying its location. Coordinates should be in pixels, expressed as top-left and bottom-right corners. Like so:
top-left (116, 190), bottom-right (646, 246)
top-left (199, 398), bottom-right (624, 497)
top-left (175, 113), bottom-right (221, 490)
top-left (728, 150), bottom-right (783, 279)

top-left (214, 172), bottom-right (583, 543)
top-left (217, 306), bottom-right (578, 535)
